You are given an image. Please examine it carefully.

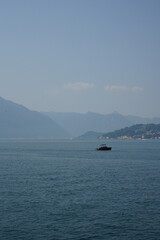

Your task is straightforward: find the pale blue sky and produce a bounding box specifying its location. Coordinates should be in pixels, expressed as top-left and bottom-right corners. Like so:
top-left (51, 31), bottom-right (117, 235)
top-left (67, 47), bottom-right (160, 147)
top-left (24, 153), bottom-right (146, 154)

top-left (0, 0), bottom-right (160, 117)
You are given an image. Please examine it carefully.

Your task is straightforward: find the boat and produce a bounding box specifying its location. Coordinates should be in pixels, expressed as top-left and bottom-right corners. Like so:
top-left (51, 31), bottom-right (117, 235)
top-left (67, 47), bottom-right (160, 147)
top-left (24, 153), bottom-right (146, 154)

top-left (96, 144), bottom-right (112, 151)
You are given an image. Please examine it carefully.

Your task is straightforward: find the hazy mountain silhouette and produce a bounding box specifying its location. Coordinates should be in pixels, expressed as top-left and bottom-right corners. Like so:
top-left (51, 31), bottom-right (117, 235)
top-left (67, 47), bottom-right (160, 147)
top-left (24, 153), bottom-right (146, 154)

top-left (44, 111), bottom-right (160, 138)
top-left (44, 111), bottom-right (133, 137)
top-left (126, 115), bottom-right (160, 124)
top-left (1, 96), bottom-right (159, 139)
top-left (75, 131), bottom-right (104, 140)
top-left (0, 97), bottom-right (69, 138)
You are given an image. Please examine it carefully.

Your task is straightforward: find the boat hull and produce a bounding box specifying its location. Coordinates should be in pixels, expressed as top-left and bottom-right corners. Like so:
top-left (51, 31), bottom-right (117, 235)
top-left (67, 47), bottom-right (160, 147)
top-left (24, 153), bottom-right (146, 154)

top-left (96, 147), bottom-right (112, 151)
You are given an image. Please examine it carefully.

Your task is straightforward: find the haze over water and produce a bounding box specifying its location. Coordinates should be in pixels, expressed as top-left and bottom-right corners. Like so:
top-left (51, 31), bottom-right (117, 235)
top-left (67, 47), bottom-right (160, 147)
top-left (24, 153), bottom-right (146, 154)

top-left (1, 139), bottom-right (160, 240)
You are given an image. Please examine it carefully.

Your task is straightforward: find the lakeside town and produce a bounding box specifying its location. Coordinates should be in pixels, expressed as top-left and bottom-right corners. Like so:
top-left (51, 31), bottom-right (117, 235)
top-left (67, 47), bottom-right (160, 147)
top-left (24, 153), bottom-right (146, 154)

top-left (101, 124), bottom-right (160, 140)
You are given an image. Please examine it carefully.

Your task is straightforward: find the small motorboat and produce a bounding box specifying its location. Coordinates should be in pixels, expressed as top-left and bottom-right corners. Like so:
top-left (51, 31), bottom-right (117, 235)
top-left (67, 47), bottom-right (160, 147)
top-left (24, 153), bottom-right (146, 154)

top-left (96, 144), bottom-right (112, 151)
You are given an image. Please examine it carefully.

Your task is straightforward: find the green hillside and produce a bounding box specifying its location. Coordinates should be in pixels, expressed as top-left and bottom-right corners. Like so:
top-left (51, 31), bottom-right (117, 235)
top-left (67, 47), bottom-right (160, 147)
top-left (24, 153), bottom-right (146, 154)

top-left (102, 124), bottom-right (160, 139)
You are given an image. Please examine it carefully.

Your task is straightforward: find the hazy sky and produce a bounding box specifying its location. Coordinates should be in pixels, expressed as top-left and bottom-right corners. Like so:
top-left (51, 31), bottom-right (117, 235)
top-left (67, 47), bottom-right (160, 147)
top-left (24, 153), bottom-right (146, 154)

top-left (0, 0), bottom-right (160, 117)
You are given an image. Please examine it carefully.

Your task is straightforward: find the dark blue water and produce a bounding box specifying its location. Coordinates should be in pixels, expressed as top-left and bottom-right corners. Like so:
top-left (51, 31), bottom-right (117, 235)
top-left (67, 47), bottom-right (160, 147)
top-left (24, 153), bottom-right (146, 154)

top-left (0, 139), bottom-right (160, 240)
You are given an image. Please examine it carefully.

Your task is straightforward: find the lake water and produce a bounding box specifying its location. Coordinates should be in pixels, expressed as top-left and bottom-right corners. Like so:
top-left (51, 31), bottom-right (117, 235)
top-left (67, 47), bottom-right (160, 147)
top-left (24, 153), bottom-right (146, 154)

top-left (0, 139), bottom-right (160, 240)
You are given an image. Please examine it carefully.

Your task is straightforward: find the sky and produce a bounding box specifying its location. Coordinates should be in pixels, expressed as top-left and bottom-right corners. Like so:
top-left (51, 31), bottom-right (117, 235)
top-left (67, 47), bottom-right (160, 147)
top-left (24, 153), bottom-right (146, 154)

top-left (0, 0), bottom-right (160, 117)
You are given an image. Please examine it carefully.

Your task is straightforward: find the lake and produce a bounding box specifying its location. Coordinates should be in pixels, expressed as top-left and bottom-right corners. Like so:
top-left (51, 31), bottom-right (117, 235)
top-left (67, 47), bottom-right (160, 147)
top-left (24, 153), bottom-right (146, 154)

top-left (0, 139), bottom-right (160, 240)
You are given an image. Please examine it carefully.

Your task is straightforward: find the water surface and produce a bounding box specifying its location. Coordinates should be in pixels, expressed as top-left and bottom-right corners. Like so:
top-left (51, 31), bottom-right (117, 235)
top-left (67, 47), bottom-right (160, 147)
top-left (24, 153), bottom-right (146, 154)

top-left (0, 139), bottom-right (160, 240)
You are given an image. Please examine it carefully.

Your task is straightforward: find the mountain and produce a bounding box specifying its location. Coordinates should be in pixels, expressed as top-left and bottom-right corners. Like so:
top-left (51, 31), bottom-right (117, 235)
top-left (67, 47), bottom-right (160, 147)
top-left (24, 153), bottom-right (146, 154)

top-left (102, 124), bottom-right (160, 139)
top-left (75, 131), bottom-right (103, 140)
top-left (44, 111), bottom-right (160, 138)
top-left (0, 97), bottom-right (69, 138)
top-left (44, 111), bottom-right (132, 137)
top-left (2, 96), bottom-right (159, 139)
top-left (126, 115), bottom-right (160, 124)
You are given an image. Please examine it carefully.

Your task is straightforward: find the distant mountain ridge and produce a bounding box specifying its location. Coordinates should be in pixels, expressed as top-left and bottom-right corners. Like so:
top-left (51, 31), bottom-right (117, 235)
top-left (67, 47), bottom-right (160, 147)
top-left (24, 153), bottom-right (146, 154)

top-left (1, 96), bottom-right (160, 139)
top-left (75, 131), bottom-right (103, 140)
top-left (44, 111), bottom-right (160, 137)
top-left (44, 111), bottom-right (132, 137)
top-left (126, 115), bottom-right (160, 125)
top-left (0, 97), bottom-right (69, 138)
